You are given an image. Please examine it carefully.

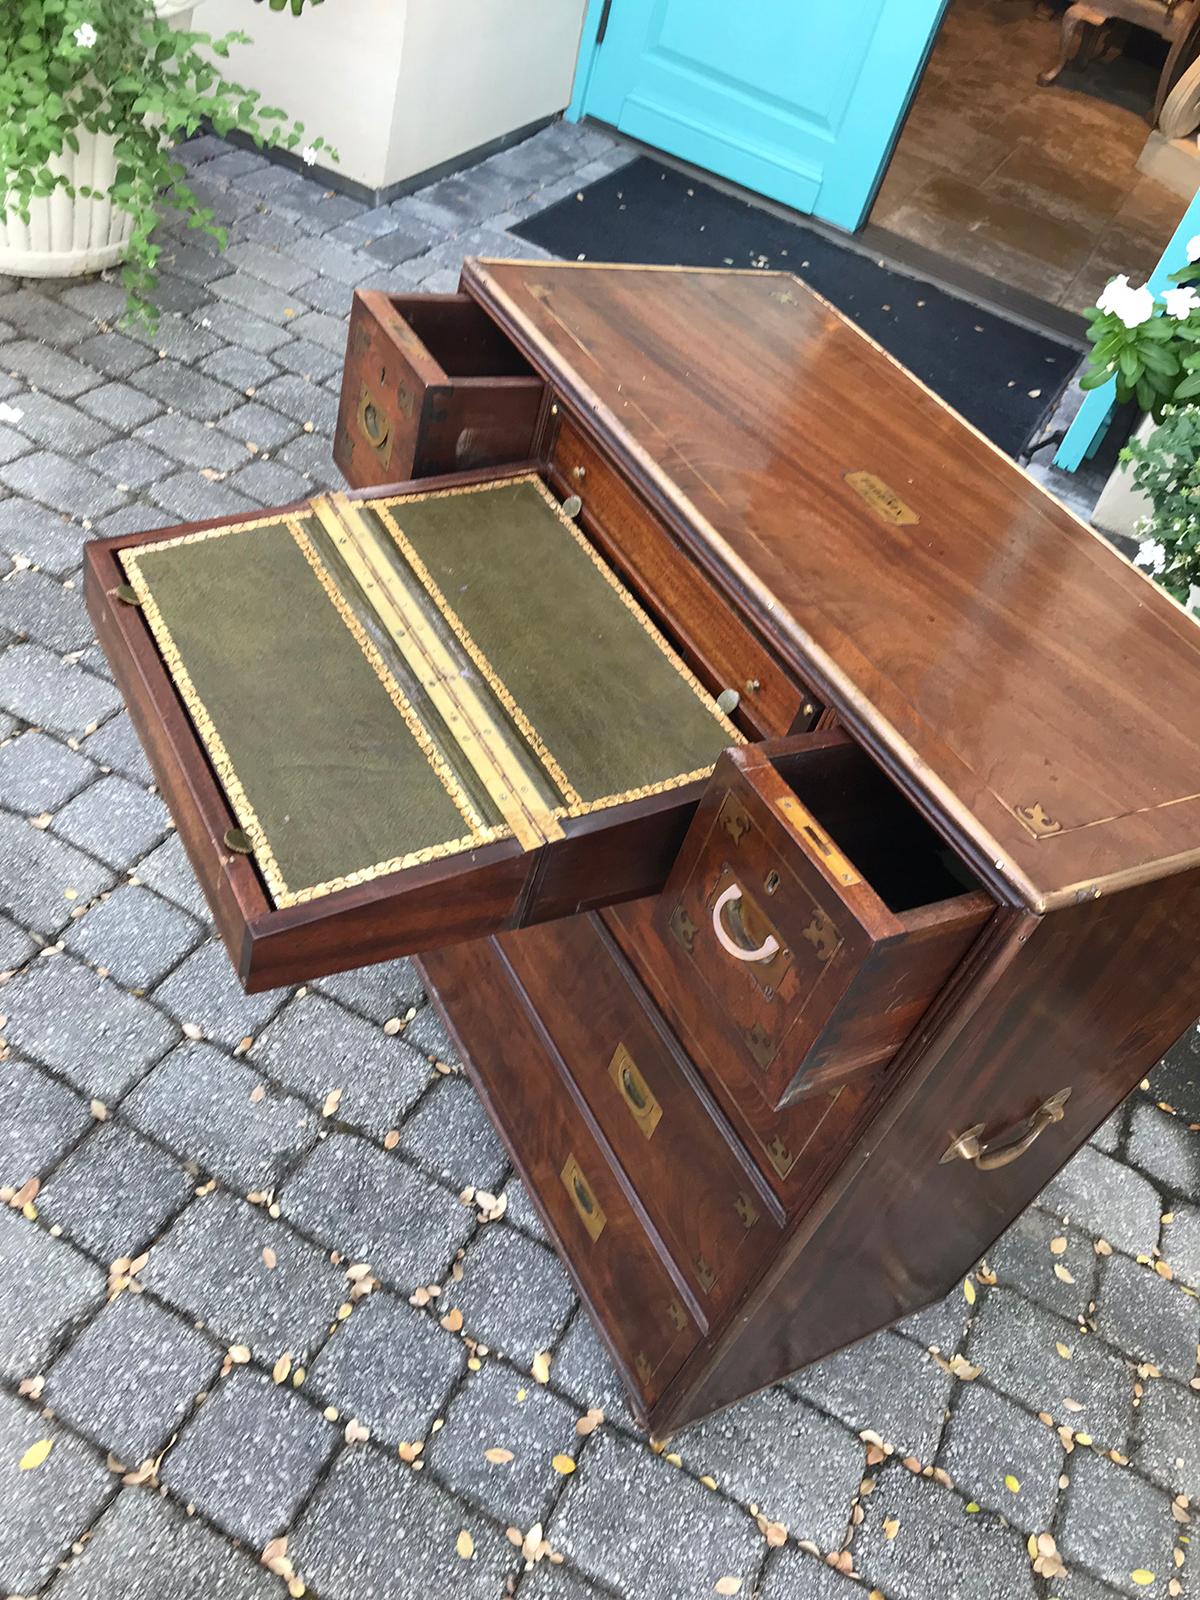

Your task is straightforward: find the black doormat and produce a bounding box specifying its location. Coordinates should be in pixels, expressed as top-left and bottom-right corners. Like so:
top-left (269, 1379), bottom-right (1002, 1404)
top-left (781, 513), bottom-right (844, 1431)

top-left (513, 157), bottom-right (1079, 459)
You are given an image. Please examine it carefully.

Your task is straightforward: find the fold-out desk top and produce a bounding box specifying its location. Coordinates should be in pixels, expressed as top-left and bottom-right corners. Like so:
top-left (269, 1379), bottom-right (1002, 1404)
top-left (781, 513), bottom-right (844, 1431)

top-left (462, 259), bottom-right (1200, 912)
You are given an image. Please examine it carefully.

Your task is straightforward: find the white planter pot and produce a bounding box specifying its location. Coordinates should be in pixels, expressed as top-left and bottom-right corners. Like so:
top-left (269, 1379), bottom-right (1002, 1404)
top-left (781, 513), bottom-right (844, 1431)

top-left (1090, 412), bottom-right (1156, 541)
top-left (0, 0), bottom-right (202, 280)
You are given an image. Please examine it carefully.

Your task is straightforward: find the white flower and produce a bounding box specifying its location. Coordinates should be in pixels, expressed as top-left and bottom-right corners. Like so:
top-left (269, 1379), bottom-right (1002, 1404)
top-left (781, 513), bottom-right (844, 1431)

top-left (1188, 236), bottom-right (1200, 263)
top-left (73, 22), bottom-right (97, 48)
top-left (300, 144), bottom-right (318, 166)
top-left (1096, 274), bottom-right (1155, 329)
top-left (0, 402), bottom-right (23, 425)
top-left (1136, 537), bottom-right (1167, 575)
top-left (1164, 285), bottom-right (1200, 319)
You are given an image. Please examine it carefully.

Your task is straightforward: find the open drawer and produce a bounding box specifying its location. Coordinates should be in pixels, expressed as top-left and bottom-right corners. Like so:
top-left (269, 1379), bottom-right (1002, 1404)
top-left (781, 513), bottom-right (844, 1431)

top-left (84, 469), bottom-right (742, 991)
top-left (656, 732), bottom-right (995, 1109)
top-left (334, 291), bottom-right (546, 488)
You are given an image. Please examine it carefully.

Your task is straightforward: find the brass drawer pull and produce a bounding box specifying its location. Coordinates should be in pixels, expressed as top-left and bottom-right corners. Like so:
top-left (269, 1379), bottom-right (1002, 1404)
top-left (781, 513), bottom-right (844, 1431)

top-left (940, 1088), bottom-right (1071, 1171)
top-left (712, 883), bottom-right (780, 964)
top-left (561, 1153), bottom-right (606, 1240)
top-left (608, 1043), bottom-right (662, 1139)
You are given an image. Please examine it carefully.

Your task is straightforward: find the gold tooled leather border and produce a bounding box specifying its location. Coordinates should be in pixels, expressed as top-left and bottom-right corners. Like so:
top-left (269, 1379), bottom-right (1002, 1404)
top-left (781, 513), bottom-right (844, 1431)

top-left (121, 513), bottom-right (508, 910)
top-left (375, 474), bottom-right (743, 816)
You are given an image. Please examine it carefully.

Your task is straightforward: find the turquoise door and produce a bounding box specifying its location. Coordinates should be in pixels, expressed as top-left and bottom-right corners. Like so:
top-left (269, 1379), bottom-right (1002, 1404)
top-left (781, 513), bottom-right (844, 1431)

top-left (569, 0), bottom-right (947, 231)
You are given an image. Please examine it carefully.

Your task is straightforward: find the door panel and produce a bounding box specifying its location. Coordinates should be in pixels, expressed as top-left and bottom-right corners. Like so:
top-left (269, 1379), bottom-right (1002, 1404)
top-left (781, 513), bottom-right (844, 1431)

top-left (579, 0), bottom-right (946, 230)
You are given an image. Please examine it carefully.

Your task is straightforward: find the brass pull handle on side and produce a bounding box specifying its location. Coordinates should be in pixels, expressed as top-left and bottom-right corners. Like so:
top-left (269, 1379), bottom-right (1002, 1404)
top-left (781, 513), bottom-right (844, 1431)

top-left (560, 1153), bottom-right (607, 1240)
top-left (940, 1088), bottom-right (1071, 1171)
top-left (608, 1043), bottom-right (662, 1139)
top-left (712, 884), bottom-right (780, 964)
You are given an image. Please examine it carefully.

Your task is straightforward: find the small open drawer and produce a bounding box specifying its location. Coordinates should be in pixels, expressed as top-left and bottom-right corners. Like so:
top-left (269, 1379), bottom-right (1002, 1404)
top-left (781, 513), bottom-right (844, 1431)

top-left (84, 470), bottom-right (742, 992)
top-left (334, 290), bottom-right (546, 489)
top-left (656, 732), bottom-right (994, 1109)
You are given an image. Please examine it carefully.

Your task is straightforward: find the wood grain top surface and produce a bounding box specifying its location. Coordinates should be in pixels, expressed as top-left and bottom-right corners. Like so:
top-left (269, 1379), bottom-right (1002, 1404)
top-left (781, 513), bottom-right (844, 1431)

top-left (464, 259), bottom-right (1200, 909)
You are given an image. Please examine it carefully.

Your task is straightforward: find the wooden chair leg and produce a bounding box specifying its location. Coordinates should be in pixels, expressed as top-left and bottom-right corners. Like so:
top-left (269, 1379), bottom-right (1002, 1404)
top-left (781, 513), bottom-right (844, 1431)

top-left (1038, 5), bottom-right (1090, 86)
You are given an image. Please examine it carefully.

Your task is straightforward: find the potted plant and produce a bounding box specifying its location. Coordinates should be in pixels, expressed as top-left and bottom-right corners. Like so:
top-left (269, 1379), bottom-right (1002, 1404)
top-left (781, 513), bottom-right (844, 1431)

top-left (0, 0), bottom-right (331, 322)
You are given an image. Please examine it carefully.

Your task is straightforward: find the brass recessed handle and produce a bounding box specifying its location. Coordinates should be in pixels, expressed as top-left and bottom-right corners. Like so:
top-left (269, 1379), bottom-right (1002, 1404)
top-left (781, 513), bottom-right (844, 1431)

top-left (561, 1153), bottom-right (606, 1240)
top-left (940, 1088), bottom-right (1071, 1171)
top-left (608, 1043), bottom-right (662, 1139)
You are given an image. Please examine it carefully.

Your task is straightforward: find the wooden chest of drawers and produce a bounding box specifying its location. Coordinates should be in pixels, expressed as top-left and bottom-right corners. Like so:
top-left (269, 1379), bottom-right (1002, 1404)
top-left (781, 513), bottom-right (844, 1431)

top-left (86, 258), bottom-right (1200, 1435)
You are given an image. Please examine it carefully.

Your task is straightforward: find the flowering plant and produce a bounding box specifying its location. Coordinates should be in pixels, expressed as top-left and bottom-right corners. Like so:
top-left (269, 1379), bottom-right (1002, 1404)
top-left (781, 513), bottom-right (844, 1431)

top-left (1123, 404), bottom-right (1200, 613)
top-left (0, 0), bottom-right (332, 324)
top-left (1079, 240), bottom-right (1200, 419)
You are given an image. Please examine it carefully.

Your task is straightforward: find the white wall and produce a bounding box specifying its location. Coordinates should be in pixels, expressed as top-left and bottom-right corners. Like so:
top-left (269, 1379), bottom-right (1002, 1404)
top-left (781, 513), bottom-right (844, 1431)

top-left (197, 0), bottom-right (589, 193)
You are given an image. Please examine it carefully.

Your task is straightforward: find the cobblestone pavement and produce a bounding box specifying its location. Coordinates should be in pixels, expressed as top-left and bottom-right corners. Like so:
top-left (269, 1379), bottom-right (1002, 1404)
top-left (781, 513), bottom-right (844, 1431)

top-left (0, 119), bottom-right (1196, 1600)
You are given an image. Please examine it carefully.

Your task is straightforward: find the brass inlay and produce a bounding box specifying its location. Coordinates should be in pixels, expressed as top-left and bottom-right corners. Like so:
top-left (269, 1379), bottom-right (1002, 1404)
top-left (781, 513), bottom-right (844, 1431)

top-left (766, 1136), bottom-right (793, 1175)
top-left (940, 1087), bottom-right (1072, 1171)
top-left (733, 1192), bottom-right (759, 1231)
top-left (843, 469), bottom-right (919, 527)
top-left (608, 1043), bottom-right (662, 1140)
top-left (667, 1299), bottom-right (686, 1331)
top-left (694, 1256), bottom-right (716, 1294)
top-left (801, 908), bottom-right (839, 963)
top-left (560, 1153), bottom-right (606, 1242)
top-left (720, 797), bottom-right (751, 845)
top-left (312, 492), bottom-right (562, 853)
top-left (669, 905), bottom-right (697, 954)
top-left (635, 1351), bottom-right (654, 1385)
top-left (1014, 801), bottom-right (1063, 840)
top-left (743, 1021), bottom-right (776, 1070)
top-left (776, 794), bottom-right (861, 886)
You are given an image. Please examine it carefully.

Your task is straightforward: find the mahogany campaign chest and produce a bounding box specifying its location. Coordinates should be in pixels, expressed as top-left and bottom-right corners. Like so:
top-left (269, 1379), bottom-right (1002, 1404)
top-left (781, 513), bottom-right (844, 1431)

top-left (86, 260), bottom-right (1200, 1434)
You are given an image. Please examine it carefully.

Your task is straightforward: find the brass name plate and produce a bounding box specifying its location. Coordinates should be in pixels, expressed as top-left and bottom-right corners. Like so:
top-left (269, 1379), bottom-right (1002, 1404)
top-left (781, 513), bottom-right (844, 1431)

top-left (561, 1153), bottom-right (606, 1241)
top-left (609, 1043), bottom-right (662, 1140)
top-left (844, 470), bottom-right (919, 527)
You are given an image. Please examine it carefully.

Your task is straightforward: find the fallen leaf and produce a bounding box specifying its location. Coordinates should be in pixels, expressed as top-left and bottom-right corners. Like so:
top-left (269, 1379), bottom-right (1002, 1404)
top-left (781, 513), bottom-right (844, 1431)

top-left (383, 1130), bottom-right (400, 1149)
top-left (1062, 1398), bottom-right (1084, 1412)
top-left (963, 1277), bottom-right (976, 1306)
top-left (250, 1085), bottom-right (266, 1104)
top-left (714, 1580), bottom-right (742, 1596)
top-left (383, 1017), bottom-right (402, 1035)
top-left (576, 1408), bottom-right (604, 1436)
top-left (883, 1517), bottom-right (901, 1540)
top-left (764, 1520), bottom-right (787, 1547)
top-left (1053, 1264), bottom-right (1075, 1284)
top-left (484, 1448), bottom-right (514, 1464)
top-left (440, 1307), bottom-right (463, 1333)
top-left (272, 1353), bottom-right (292, 1385)
top-left (322, 1087), bottom-right (342, 1118)
top-left (1049, 1237), bottom-right (1068, 1255)
top-left (262, 1247), bottom-right (277, 1271)
top-left (551, 1454), bottom-right (576, 1476)
top-left (1056, 1342), bottom-right (1072, 1360)
top-left (531, 1350), bottom-right (551, 1384)
top-left (1155, 1260), bottom-right (1175, 1281)
top-left (456, 1530), bottom-right (474, 1560)
top-left (1131, 1572), bottom-right (1156, 1588)
top-left (90, 1099), bottom-right (108, 1120)
top-left (19, 1438), bottom-right (52, 1470)
top-left (1004, 1474), bottom-right (1021, 1493)
top-left (1095, 1238), bottom-right (1113, 1256)
top-left (344, 1418), bottom-right (370, 1444)
top-left (228, 1344), bottom-right (251, 1364)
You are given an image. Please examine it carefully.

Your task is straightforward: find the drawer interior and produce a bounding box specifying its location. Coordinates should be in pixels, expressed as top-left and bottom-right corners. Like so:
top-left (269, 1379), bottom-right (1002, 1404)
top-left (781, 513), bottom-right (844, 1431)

top-left (397, 294), bottom-right (536, 379)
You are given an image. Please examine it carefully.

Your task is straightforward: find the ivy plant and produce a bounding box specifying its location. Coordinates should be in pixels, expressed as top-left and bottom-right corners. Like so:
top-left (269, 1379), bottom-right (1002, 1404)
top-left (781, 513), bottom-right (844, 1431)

top-left (1123, 403), bottom-right (1200, 613)
top-left (0, 0), bottom-right (334, 324)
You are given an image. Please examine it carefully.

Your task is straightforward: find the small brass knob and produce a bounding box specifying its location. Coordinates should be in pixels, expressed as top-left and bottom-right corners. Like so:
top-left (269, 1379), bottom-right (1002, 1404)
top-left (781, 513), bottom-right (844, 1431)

top-left (572, 464), bottom-right (586, 480)
top-left (745, 678), bottom-right (761, 694)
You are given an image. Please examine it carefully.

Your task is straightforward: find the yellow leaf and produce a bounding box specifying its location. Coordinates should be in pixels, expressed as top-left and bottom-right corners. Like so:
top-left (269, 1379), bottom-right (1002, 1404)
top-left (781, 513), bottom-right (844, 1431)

top-left (966, 1503), bottom-right (981, 1514)
top-left (963, 1278), bottom-right (976, 1306)
top-left (1131, 1571), bottom-right (1156, 1587)
top-left (1049, 1237), bottom-right (1068, 1255)
top-left (1055, 1342), bottom-right (1073, 1360)
top-left (552, 1454), bottom-right (576, 1476)
top-left (531, 1351), bottom-right (551, 1384)
top-left (1053, 1264), bottom-right (1075, 1284)
top-left (714, 1580), bottom-right (742, 1597)
top-left (484, 1448), bottom-right (513, 1464)
top-left (883, 1516), bottom-right (901, 1540)
top-left (456, 1530), bottom-right (474, 1560)
top-left (1004, 1474), bottom-right (1021, 1493)
top-left (19, 1438), bottom-right (52, 1471)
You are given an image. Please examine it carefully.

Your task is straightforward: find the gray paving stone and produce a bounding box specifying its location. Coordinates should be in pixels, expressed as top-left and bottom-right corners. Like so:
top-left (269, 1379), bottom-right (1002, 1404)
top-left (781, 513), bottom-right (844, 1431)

top-left (272, 332), bottom-right (343, 382)
top-left (286, 307), bottom-right (349, 352)
top-left (1148, 1028), bottom-right (1200, 1123)
top-left (420, 163), bottom-right (538, 223)
top-left (450, 1224), bottom-right (575, 1366)
top-left (12, 389), bottom-right (116, 455)
top-left (894, 1286), bottom-right (973, 1355)
top-left (296, 272), bottom-right (364, 315)
top-left (1043, 1574), bottom-right (1130, 1600)
top-left (502, 1171), bottom-right (550, 1245)
top-left (0, 1388), bottom-right (112, 1594)
top-left (686, 1387), bottom-right (865, 1543)
top-left (1043, 1143), bottom-right (1163, 1257)
top-left (282, 1136), bottom-right (476, 1291)
top-left (75, 331), bottom-right (156, 379)
top-left (125, 1039), bottom-right (319, 1192)
top-left (0, 448), bottom-right (126, 518)
top-left (149, 466), bottom-right (260, 523)
top-left (277, 188), bottom-right (369, 237)
top-left (196, 346), bottom-right (279, 397)
top-left (2, 288), bottom-right (98, 346)
top-left (81, 710), bottom-right (155, 785)
top-left (403, 998), bottom-right (458, 1064)
top-left (54, 1484), bottom-right (281, 1599)
top-left (133, 410), bottom-right (250, 472)
top-left (1094, 1252), bottom-right (1200, 1381)
top-left (988, 1208), bottom-right (1099, 1321)
top-left (1163, 1204), bottom-right (1200, 1288)
top-left (312, 955), bottom-right (424, 1024)
top-left (87, 436), bottom-right (174, 491)
top-left (65, 884), bottom-right (202, 989)
top-left (3, 953), bottom-right (175, 1099)
top-left (551, 1308), bottom-right (638, 1429)
top-left (758, 1544), bottom-right (875, 1600)
top-left (1135, 1376), bottom-right (1200, 1499)
top-left (0, 421), bottom-right (32, 465)
top-left (61, 277), bottom-right (131, 324)
top-left (791, 1329), bottom-right (954, 1461)
top-left (224, 239), bottom-right (318, 292)
top-left (78, 379), bottom-right (164, 431)
top-left (220, 397), bottom-right (298, 450)
top-left (129, 314), bottom-right (223, 367)
top-left (0, 642), bottom-right (121, 737)
top-left (210, 269), bottom-right (303, 325)
top-left (0, 1055), bottom-right (91, 1189)
top-left (855, 1463), bottom-right (1037, 1600)
top-left (2, 340), bottom-right (101, 398)
top-left (131, 357), bottom-right (242, 422)
top-left (0, 501), bottom-right (85, 575)
top-left (428, 1357), bottom-right (580, 1525)
top-left (163, 1367), bottom-right (338, 1546)
top-left (398, 1074), bottom-right (508, 1191)
top-left (292, 1443), bottom-right (517, 1599)
top-left (44, 1291), bottom-right (221, 1464)
top-left (0, 567), bottom-right (91, 651)
top-left (1059, 1449), bottom-right (1177, 1597)
top-left (53, 773), bottom-right (169, 872)
top-left (0, 812), bottom-right (114, 935)
top-left (232, 454), bottom-right (312, 504)
top-left (0, 1205), bottom-right (104, 1380)
top-left (252, 992), bottom-right (431, 1137)
top-left (144, 1189), bottom-right (346, 1361)
top-left (550, 1427), bottom-right (763, 1598)
top-left (938, 1381), bottom-right (1063, 1532)
top-left (0, 910), bottom-right (36, 969)
top-left (193, 298), bottom-right (292, 354)
top-left (153, 938), bottom-right (287, 1049)
top-left (136, 833), bottom-right (211, 921)
top-left (0, 728), bottom-right (96, 812)
top-left (90, 501), bottom-right (177, 539)
top-left (1128, 1101), bottom-right (1200, 1196)
top-left (278, 425), bottom-right (341, 485)
top-left (515, 1565), bottom-right (613, 1600)
top-left (252, 371), bottom-right (339, 433)
top-left (966, 1289), bottom-right (1134, 1449)
top-left (307, 1289), bottom-right (465, 1444)
top-left (39, 1123), bottom-right (193, 1260)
